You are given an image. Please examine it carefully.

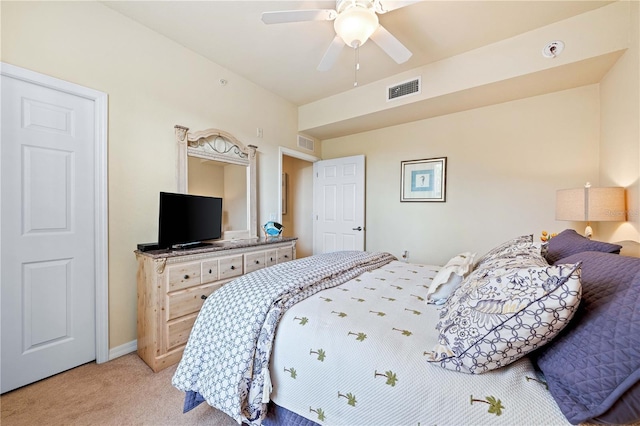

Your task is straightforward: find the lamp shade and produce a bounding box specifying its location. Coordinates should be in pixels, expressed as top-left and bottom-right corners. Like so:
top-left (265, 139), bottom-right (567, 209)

top-left (334, 7), bottom-right (379, 48)
top-left (556, 186), bottom-right (626, 221)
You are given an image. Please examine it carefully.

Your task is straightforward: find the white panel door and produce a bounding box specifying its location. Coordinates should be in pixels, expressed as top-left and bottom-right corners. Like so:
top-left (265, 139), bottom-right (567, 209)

top-left (313, 155), bottom-right (365, 254)
top-left (1, 71), bottom-right (97, 393)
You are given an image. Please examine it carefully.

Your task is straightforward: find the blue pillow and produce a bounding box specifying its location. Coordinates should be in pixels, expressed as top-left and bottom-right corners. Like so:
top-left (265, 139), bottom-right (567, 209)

top-left (544, 229), bottom-right (621, 264)
top-left (534, 251), bottom-right (640, 424)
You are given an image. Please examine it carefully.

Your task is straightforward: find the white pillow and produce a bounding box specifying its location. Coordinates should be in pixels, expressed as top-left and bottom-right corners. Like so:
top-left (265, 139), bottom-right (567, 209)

top-left (426, 252), bottom-right (476, 304)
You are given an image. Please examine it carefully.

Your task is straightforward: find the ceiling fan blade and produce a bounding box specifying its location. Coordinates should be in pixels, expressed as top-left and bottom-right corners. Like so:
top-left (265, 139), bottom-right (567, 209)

top-left (317, 36), bottom-right (345, 71)
top-left (261, 9), bottom-right (337, 25)
top-left (370, 25), bottom-right (412, 64)
top-left (375, 0), bottom-right (421, 14)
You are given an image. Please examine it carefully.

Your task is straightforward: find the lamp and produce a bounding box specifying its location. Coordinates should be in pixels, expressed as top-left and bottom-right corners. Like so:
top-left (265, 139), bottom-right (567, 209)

top-left (556, 182), bottom-right (626, 238)
top-left (334, 6), bottom-right (379, 48)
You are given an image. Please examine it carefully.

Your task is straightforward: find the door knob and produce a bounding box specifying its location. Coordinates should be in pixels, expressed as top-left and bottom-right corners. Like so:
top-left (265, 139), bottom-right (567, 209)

top-left (352, 226), bottom-right (363, 231)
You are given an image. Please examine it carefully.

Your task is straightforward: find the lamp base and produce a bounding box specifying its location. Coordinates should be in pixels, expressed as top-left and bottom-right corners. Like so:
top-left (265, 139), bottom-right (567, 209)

top-left (584, 224), bottom-right (593, 239)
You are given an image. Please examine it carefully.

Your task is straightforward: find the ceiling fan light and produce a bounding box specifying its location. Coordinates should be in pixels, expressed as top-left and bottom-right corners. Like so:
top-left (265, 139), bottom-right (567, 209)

top-left (334, 7), bottom-right (379, 48)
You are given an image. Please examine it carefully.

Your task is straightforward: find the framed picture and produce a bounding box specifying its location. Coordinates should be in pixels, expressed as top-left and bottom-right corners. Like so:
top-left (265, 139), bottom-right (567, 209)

top-left (400, 157), bottom-right (447, 202)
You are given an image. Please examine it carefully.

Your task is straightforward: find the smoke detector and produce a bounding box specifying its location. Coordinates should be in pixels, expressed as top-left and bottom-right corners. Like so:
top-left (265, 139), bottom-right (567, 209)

top-left (542, 41), bottom-right (564, 59)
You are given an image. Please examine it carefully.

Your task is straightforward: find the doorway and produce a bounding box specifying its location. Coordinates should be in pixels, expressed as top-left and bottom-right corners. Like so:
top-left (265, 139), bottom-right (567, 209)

top-left (279, 148), bottom-right (318, 259)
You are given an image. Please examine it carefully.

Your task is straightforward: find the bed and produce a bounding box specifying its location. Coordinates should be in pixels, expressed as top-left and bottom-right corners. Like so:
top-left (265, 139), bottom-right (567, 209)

top-left (172, 230), bottom-right (640, 425)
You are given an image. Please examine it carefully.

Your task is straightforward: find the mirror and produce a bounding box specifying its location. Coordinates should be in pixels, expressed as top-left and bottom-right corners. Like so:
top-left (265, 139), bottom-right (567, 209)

top-left (175, 125), bottom-right (257, 239)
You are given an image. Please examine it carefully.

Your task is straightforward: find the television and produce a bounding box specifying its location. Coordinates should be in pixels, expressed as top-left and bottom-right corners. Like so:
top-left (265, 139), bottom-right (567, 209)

top-left (158, 192), bottom-right (223, 249)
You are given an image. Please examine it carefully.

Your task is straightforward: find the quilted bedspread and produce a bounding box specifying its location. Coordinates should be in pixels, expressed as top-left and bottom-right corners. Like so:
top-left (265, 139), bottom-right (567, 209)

top-left (171, 250), bottom-right (396, 425)
top-left (269, 260), bottom-right (572, 426)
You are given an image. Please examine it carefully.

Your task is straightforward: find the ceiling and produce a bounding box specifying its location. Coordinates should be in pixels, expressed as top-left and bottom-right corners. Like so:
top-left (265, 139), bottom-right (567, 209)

top-left (103, 1), bottom-right (613, 107)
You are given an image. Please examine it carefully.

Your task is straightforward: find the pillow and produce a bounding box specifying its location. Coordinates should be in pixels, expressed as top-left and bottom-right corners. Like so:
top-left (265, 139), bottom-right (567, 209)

top-left (534, 251), bottom-right (640, 424)
top-left (426, 261), bottom-right (582, 374)
top-left (426, 252), bottom-right (476, 304)
top-left (474, 234), bottom-right (533, 266)
top-left (545, 229), bottom-right (622, 264)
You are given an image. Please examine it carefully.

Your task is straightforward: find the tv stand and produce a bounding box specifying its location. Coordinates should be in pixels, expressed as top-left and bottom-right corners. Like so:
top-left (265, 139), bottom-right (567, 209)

top-left (135, 236), bottom-right (297, 372)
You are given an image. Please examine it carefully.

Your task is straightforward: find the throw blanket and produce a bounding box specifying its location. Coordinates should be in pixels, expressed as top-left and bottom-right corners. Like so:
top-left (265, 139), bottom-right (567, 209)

top-left (172, 251), bottom-right (396, 425)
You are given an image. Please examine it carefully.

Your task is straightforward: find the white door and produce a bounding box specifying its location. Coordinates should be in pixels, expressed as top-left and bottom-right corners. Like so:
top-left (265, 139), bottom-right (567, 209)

top-left (313, 155), bottom-right (365, 254)
top-left (1, 66), bottom-right (105, 393)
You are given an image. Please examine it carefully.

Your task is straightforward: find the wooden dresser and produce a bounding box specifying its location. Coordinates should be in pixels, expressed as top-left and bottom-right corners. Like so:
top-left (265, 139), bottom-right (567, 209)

top-left (135, 237), bottom-right (297, 372)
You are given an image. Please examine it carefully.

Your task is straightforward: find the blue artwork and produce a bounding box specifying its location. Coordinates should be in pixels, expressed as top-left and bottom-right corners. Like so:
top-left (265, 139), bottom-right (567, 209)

top-left (411, 170), bottom-right (434, 192)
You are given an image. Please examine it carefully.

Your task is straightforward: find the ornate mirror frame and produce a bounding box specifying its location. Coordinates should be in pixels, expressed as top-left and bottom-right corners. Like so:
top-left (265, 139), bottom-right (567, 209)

top-left (175, 125), bottom-right (258, 239)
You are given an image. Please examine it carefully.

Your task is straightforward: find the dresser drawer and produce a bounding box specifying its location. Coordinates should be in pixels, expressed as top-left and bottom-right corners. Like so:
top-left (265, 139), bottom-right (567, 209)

top-left (201, 259), bottom-right (219, 284)
top-left (166, 312), bottom-right (197, 351)
top-left (167, 261), bottom-right (202, 292)
top-left (245, 251), bottom-right (266, 274)
top-left (167, 282), bottom-right (221, 321)
top-left (277, 246), bottom-right (293, 263)
top-left (265, 250), bottom-right (277, 267)
top-left (219, 255), bottom-right (243, 280)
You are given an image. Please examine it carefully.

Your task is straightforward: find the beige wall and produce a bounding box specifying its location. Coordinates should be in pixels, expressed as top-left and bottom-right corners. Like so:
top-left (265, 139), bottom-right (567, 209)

top-left (1, 1), bottom-right (306, 349)
top-left (282, 156), bottom-right (313, 258)
top-left (322, 86), bottom-right (601, 265)
top-left (599, 0), bottom-right (640, 242)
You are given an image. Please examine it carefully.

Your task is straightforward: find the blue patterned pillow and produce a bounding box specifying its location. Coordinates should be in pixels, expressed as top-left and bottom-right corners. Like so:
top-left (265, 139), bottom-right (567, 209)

top-left (427, 262), bottom-right (582, 374)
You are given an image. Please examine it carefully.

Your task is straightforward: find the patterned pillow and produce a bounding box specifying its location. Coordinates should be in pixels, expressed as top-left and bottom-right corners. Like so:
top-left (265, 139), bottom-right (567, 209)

top-left (427, 262), bottom-right (582, 374)
top-left (545, 229), bottom-right (621, 264)
top-left (474, 234), bottom-right (533, 266)
top-left (426, 252), bottom-right (476, 304)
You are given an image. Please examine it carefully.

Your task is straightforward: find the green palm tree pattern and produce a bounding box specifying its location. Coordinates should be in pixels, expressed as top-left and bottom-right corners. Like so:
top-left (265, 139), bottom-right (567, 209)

top-left (351, 297), bottom-right (365, 302)
top-left (404, 308), bottom-right (422, 315)
top-left (364, 286), bottom-right (376, 291)
top-left (381, 296), bottom-right (396, 302)
top-left (470, 395), bottom-right (505, 416)
top-left (374, 370), bottom-right (398, 387)
top-left (309, 407), bottom-right (326, 422)
top-left (310, 348), bottom-right (326, 361)
top-left (369, 310), bottom-right (386, 317)
top-left (347, 331), bottom-right (367, 341)
top-left (392, 328), bottom-right (412, 336)
top-left (410, 294), bottom-right (425, 301)
top-left (331, 310), bottom-right (347, 318)
top-left (294, 316), bottom-right (309, 325)
top-left (284, 367), bottom-right (297, 379)
top-left (391, 285), bottom-right (403, 290)
top-left (525, 375), bottom-right (549, 390)
top-left (338, 391), bottom-right (357, 407)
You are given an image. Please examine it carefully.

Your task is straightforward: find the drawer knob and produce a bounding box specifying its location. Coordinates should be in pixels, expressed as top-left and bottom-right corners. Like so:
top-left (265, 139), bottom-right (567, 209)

top-left (255, 260), bottom-right (260, 264)
top-left (230, 265), bottom-right (236, 270)
top-left (284, 255), bottom-right (289, 259)
top-left (201, 294), bottom-right (207, 300)
top-left (270, 257), bottom-right (274, 261)
top-left (184, 274), bottom-right (189, 279)
top-left (209, 269), bottom-right (212, 274)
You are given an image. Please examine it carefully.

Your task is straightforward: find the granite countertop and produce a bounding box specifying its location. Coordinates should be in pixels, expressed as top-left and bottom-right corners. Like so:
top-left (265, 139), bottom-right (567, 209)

top-left (135, 236), bottom-right (297, 259)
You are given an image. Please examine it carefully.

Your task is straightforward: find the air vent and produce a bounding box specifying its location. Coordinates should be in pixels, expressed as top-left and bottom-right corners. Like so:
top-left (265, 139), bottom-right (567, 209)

top-left (297, 135), bottom-right (315, 152)
top-left (387, 77), bottom-right (421, 101)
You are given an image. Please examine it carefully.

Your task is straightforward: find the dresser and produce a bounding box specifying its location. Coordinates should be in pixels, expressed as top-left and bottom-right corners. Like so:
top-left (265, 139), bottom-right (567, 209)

top-left (136, 237), bottom-right (297, 372)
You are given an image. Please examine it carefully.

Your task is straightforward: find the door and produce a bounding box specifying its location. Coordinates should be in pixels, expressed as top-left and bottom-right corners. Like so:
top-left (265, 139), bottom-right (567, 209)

top-left (1, 66), bottom-right (103, 393)
top-left (313, 155), bottom-right (365, 254)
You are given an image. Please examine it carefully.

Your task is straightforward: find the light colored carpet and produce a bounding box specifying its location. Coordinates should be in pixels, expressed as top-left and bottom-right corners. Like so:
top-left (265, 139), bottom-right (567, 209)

top-left (0, 352), bottom-right (238, 426)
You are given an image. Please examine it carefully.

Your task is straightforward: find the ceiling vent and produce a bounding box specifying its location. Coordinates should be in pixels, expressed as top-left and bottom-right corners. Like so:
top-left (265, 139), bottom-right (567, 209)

top-left (387, 77), bottom-right (421, 101)
top-left (297, 135), bottom-right (315, 152)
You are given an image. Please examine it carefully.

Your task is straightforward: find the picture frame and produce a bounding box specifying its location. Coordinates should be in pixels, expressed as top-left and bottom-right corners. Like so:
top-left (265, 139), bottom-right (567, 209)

top-left (400, 157), bottom-right (447, 202)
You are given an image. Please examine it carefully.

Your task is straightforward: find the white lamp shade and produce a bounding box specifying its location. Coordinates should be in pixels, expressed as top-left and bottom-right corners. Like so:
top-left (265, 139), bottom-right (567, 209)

top-left (334, 7), bottom-right (379, 48)
top-left (556, 187), bottom-right (625, 222)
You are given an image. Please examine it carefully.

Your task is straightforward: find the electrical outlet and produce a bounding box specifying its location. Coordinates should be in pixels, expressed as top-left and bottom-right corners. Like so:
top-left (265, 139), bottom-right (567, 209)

top-left (256, 127), bottom-right (263, 138)
top-left (401, 250), bottom-right (409, 262)
top-left (269, 212), bottom-right (276, 221)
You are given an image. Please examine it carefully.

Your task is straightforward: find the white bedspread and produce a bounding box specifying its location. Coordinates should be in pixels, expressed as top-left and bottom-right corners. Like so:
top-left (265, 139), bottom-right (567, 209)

top-left (172, 251), bottom-right (396, 425)
top-left (270, 260), bottom-right (571, 425)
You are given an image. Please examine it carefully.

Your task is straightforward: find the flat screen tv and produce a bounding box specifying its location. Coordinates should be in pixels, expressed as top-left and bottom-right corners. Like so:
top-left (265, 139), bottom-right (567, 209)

top-left (158, 192), bottom-right (223, 249)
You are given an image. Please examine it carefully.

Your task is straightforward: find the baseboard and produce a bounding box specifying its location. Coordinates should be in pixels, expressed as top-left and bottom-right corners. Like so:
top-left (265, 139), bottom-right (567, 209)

top-left (108, 340), bottom-right (137, 361)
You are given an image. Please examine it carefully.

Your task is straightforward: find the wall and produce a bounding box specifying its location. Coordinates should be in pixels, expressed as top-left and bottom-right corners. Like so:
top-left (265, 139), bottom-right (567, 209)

top-left (599, 0), bottom-right (640, 242)
top-left (282, 155), bottom-right (313, 258)
top-left (322, 85), bottom-right (601, 265)
top-left (0, 1), bottom-right (305, 350)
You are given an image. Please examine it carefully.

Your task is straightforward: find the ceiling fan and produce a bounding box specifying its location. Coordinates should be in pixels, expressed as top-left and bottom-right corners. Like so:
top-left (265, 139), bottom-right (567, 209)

top-left (262, 0), bottom-right (417, 72)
